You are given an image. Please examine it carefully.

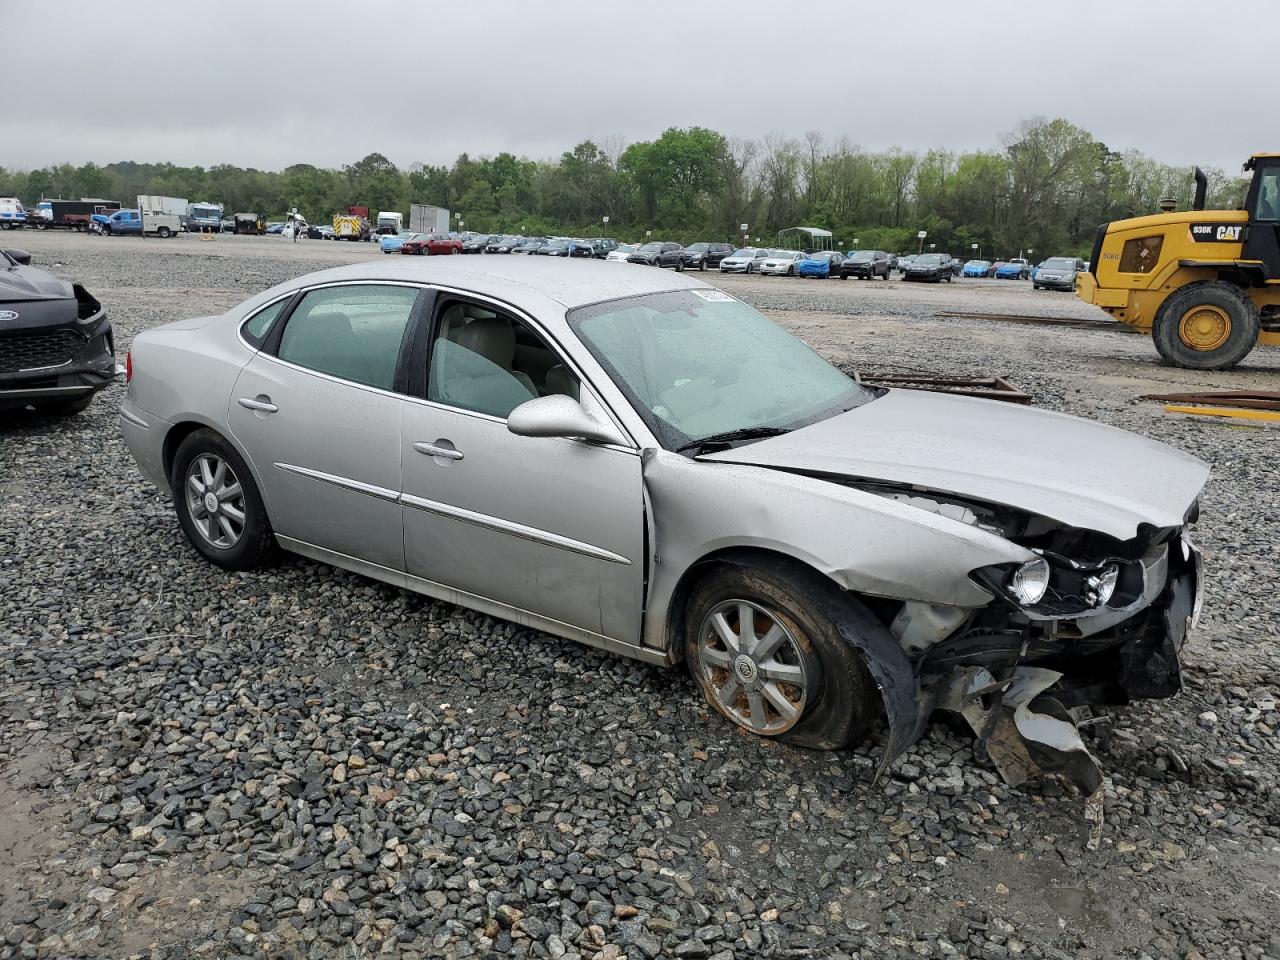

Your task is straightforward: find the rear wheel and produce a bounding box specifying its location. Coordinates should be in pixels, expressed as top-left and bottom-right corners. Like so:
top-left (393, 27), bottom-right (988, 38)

top-left (171, 429), bottom-right (276, 570)
top-left (1153, 281), bottom-right (1260, 370)
top-left (157, 226), bottom-right (172, 238)
top-left (686, 564), bottom-right (877, 750)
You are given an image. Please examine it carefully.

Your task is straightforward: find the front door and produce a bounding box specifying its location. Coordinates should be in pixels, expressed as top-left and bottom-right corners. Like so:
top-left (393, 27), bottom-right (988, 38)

top-left (228, 282), bottom-right (422, 571)
top-left (400, 296), bottom-right (646, 644)
top-left (1244, 160), bottom-right (1280, 281)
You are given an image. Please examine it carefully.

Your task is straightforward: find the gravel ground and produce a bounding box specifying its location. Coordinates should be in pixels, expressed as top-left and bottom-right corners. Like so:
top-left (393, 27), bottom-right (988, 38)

top-left (2, 233), bottom-right (1278, 960)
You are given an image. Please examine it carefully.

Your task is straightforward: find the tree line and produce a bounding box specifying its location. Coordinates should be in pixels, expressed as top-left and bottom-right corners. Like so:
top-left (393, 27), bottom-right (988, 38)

top-left (0, 117), bottom-right (1249, 257)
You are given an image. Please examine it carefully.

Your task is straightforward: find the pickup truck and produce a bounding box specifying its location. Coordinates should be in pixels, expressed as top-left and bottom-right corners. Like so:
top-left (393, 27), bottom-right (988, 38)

top-left (92, 209), bottom-right (181, 237)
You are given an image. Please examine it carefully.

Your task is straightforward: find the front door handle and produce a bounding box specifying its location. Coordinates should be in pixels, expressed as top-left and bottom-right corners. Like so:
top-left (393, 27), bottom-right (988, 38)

top-left (238, 396), bottom-right (278, 413)
top-left (414, 441), bottom-right (464, 461)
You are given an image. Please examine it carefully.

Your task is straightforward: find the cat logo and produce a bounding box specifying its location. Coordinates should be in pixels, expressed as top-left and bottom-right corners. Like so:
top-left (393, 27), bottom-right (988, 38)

top-left (1189, 223), bottom-right (1245, 243)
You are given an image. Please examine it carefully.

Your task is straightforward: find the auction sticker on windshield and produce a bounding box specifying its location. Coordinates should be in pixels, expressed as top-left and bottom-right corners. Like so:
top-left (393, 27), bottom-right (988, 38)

top-left (691, 290), bottom-right (735, 303)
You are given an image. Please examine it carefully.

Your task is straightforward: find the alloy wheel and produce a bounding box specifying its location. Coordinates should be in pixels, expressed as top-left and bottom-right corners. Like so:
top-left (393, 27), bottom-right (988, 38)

top-left (696, 599), bottom-right (808, 735)
top-left (184, 453), bottom-right (247, 548)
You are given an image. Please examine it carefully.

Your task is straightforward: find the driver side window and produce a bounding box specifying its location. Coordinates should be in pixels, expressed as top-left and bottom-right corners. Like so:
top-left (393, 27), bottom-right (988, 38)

top-left (428, 302), bottom-right (580, 419)
top-left (1256, 169), bottom-right (1280, 222)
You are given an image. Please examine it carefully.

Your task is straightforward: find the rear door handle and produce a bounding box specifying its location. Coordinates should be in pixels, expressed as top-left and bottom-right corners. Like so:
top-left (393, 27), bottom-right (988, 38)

top-left (238, 396), bottom-right (278, 413)
top-left (414, 441), bottom-right (464, 461)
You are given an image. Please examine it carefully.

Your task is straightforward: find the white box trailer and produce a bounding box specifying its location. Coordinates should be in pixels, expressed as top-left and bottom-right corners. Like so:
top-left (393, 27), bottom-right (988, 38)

top-left (137, 195), bottom-right (186, 237)
top-left (409, 204), bottom-right (450, 236)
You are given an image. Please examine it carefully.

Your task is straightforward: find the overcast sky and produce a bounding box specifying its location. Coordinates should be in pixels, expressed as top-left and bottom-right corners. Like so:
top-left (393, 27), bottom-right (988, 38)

top-left (5, 1), bottom-right (1273, 174)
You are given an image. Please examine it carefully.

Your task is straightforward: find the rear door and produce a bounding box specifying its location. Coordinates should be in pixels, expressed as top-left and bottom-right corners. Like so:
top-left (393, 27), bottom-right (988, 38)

top-left (228, 281), bottom-right (424, 571)
top-left (400, 294), bottom-right (646, 643)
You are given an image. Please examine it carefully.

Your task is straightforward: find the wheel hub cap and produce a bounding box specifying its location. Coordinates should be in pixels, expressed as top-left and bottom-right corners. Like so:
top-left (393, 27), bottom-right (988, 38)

top-left (1179, 305), bottom-right (1232, 351)
top-left (203, 492), bottom-right (219, 514)
top-left (697, 599), bottom-right (809, 736)
top-left (184, 453), bottom-right (246, 550)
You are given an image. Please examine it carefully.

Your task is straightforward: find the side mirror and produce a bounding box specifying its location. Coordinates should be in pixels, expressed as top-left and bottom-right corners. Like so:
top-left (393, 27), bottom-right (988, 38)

top-left (4, 249), bottom-right (32, 265)
top-left (507, 394), bottom-right (627, 446)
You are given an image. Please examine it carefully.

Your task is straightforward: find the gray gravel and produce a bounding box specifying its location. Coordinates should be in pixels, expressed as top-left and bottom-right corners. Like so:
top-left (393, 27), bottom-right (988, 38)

top-left (2, 234), bottom-right (1279, 959)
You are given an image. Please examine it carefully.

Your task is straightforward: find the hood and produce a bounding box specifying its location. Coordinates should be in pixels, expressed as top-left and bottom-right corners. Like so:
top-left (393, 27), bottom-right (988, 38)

top-left (0, 262), bottom-right (74, 302)
top-left (702, 388), bottom-right (1208, 540)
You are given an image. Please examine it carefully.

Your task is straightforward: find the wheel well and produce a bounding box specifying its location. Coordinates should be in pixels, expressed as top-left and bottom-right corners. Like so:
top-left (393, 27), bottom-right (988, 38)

top-left (660, 546), bottom-right (901, 665)
top-left (161, 421), bottom-right (209, 487)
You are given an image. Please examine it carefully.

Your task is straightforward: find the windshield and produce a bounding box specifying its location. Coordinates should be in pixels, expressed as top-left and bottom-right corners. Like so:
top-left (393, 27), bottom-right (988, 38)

top-left (568, 290), bottom-right (873, 451)
top-left (639, 242), bottom-right (663, 252)
top-left (915, 254), bottom-right (944, 265)
top-left (686, 243), bottom-right (709, 252)
top-left (545, 240), bottom-right (568, 249)
top-left (616, 244), bottom-right (637, 253)
top-left (1043, 257), bottom-right (1076, 270)
top-left (730, 248), bottom-right (756, 258)
top-left (850, 251), bottom-right (874, 261)
top-left (190, 206), bottom-right (219, 219)
top-left (966, 260), bottom-right (988, 267)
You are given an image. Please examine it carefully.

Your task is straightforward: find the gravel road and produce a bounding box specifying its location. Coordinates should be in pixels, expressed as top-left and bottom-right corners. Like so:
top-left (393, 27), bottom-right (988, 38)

top-left (2, 233), bottom-right (1278, 959)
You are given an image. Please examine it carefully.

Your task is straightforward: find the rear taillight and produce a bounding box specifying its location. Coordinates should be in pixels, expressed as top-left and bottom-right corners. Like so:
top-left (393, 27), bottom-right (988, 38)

top-left (126, 350), bottom-right (133, 382)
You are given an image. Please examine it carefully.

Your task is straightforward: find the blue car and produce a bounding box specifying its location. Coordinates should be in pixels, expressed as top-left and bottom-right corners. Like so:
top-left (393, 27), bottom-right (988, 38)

top-left (962, 259), bottom-right (993, 278)
top-left (378, 232), bottom-right (424, 254)
top-left (995, 259), bottom-right (1030, 280)
top-left (795, 251), bottom-right (844, 278)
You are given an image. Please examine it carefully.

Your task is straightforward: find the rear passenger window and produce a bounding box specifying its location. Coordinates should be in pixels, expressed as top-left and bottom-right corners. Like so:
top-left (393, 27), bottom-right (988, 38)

top-left (429, 301), bottom-right (579, 419)
top-left (241, 297), bottom-right (290, 348)
top-left (276, 284), bottom-right (418, 390)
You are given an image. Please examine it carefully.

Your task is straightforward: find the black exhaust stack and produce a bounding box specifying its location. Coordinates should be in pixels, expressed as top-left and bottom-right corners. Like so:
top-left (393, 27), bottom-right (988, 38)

top-left (1192, 167), bottom-right (1208, 211)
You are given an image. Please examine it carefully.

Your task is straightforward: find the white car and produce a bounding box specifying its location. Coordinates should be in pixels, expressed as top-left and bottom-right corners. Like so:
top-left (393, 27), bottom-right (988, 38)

top-left (759, 250), bottom-right (806, 276)
top-left (605, 244), bottom-right (638, 263)
top-left (719, 248), bottom-right (767, 274)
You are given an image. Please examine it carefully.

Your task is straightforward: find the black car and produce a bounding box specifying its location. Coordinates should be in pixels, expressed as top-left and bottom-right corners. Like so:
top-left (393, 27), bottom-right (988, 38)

top-left (485, 235), bottom-right (522, 254)
top-left (538, 239), bottom-right (595, 258)
top-left (583, 237), bottom-right (618, 259)
top-left (840, 250), bottom-right (891, 280)
top-left (1033, 256), bottom-right (1084, 291)
top-left (681, 241), bottom-right (734, 271)
top-left (627, 241), bottom-right (685, 269)
top-left (902, 253), bottom-right (954, 283)
top-left (515, 238), bottom-right (548, 255)
top-left (0, 248), bottom-right (114, 415)
top-left (461, 235), bottom-right (491, 254)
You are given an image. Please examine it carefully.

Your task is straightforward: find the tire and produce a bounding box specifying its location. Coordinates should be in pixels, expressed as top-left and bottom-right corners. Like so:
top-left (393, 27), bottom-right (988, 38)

top-left (675, 259), bottom-right (684, 272)
top-left (838, 273), bottom-right (846, 280)
top-left (157, 226), bottom-right (172, 238)
top-left (171, 428), bottom-right (277, 571)
top-left (685, 562), bottom-right (877, 750)
top-left (35, 222), bottom-right (47, 231)
top-left (699, 261), bottom-right (706, 272)
top-left (36, 392), bottom-right (95, 416)
top-left (1032, 284), bottom-right (1040, 290)
top-left (1152, 281), bottom-right (1261, 371)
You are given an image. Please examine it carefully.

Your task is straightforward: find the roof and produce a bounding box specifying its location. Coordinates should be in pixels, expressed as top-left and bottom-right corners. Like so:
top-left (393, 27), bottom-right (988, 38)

top-left (251, 254), bottom-right (709, 312)
top-left (778, 226), bottom-right (833, 238)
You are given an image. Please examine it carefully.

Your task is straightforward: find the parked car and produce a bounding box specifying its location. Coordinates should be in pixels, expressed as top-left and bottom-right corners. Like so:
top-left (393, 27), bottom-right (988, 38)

top-left (119, 257), bottom-right (1207, 794)
top-left (486, 235), bottom-right (522, 254)
top-left (461, 235), bottom-right (491, 254)
top-left (963, 260), bottom-right (995, 278)
top-left (841, 250), bottom-right (891, 280)
top-left (379, 233), bottom-right (423, 254)
top-left (605, 244), bottom-right (637, 263)
top-left (903, 253), bottom-right (953, 283)
top-left (627, 241), bottom-right (685, 269)
top-left (307, 225), bottom-right (335, 240)
top-left (1006, 257), bottom-right (1032, 279)
top-left (512, 238), bottom-right (547, 255)
top-left (759, 250), bottom-right (806, 276)
top-left (265, 221), bottom-right (285, 235)
top-left (1033, 257), bottom-right (1083, 291)
top-left (993, 261), bottom-right (1027, 280)
top-left (539, 239), bottom-right (595, 258)
top-left (796, 251), bottom-right (844, 278)
top-left (0, 247), bottom-right (114, 415)
top-left (583, 238), bottom-right (619, 259)
top-left (718, 248), bottom-right (769, 274)
top-left (682, 242), bottom-right (735, 271)
top-left (401, 235), bottom-right (464, 256)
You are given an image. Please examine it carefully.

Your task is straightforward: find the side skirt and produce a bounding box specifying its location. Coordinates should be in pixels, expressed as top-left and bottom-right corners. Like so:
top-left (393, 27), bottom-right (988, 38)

top-left (275, 534), bottom-right (672, 667)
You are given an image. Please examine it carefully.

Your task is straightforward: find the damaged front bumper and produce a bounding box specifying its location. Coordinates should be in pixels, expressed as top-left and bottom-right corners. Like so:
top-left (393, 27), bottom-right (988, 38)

top-left (869, 534), bottom-right (1202, 832)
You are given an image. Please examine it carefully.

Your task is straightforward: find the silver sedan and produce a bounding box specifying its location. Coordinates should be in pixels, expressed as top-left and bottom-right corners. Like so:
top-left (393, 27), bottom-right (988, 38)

top-left (120, 258), bottom-right (1207, 793)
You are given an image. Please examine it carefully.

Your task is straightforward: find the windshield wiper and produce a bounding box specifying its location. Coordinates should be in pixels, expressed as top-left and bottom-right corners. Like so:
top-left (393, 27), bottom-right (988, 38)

top-left (676, 426), bottom-right (792, 455)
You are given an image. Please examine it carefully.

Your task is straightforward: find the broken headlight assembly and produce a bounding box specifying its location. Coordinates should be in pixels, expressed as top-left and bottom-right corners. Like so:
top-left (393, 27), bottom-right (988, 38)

top-left (973, 552), bottom-right (1135, 618)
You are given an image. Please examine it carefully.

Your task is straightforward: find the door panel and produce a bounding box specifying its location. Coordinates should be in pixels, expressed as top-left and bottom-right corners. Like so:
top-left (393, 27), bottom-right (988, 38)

top-left (401, 402), bottom-right (645, 640)
top-left (229, 357), bottom-right (405, 569)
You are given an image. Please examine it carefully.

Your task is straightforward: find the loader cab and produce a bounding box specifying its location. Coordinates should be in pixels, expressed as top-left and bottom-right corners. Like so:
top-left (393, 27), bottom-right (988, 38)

top-left (1243, 154), bottom-right (1280, 280)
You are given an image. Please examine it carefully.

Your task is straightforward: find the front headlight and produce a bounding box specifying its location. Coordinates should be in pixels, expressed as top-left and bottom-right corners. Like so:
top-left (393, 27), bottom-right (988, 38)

top-left (1085, 564), bottom-right (1119, 606)
top-left (1009, 558), bottom-right (1050, 605)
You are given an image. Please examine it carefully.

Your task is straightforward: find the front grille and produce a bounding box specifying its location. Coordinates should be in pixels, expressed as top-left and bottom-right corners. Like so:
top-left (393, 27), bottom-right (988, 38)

top-left (0, 329), bottom-right (83, 373)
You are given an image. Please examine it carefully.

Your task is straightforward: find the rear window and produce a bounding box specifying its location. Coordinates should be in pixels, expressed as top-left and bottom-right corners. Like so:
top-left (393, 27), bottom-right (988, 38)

top-left (241, 297), bottom-right (291, 348)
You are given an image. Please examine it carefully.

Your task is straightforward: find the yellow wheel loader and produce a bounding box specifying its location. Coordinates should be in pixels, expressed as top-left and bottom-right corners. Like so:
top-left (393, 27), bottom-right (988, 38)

top-left (1077, 153), bottom-right (1280, 369)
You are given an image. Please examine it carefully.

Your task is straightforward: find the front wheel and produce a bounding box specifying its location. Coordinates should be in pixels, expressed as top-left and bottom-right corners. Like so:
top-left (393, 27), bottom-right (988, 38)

top-left (675, 259), bottom-right (684, 272)
top-left (171, 429), bottom-right (277, 571)
top-left (686, 564), bottom-right (877, 750)
top-left (1152, 281), bottom-right (1260, 370)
